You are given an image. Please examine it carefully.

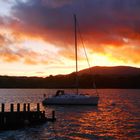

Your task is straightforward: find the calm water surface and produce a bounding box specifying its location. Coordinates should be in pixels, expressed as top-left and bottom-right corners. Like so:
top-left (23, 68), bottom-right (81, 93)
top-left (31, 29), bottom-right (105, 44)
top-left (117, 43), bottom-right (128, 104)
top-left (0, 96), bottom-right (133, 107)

top-left (0, 89), bottom-right (139, 140)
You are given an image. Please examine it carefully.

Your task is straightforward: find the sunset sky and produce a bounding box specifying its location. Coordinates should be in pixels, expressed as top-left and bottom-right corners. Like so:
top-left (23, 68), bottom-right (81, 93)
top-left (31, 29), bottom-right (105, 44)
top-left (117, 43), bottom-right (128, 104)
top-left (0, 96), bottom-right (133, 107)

top-left (0, 0), bottom-right (140, 77)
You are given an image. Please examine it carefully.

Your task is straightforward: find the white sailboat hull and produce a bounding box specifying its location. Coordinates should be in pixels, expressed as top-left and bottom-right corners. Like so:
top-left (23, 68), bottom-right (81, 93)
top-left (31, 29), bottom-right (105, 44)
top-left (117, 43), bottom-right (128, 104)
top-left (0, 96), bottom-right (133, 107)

top-left (42, 94), bottom-right (99, 105)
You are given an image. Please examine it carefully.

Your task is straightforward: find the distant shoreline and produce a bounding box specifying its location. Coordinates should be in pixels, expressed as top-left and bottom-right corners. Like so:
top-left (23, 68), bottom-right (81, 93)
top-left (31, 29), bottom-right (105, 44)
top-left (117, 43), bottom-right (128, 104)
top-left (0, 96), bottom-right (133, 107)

top-left (0, 75), bottom-right (140, 89)
top-left (0, 66), bottom-right (140, 89)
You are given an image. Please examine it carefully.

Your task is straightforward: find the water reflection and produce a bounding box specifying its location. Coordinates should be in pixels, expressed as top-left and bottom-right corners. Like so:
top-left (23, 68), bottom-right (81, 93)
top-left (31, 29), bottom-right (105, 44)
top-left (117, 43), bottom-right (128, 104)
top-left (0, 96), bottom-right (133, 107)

top-left (0, 89), bottom-right (139, 139)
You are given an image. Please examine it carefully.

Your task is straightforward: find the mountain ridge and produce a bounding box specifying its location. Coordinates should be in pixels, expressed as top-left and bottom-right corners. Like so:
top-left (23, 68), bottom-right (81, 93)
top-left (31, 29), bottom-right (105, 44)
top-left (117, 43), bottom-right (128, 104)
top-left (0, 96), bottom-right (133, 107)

top-left (78, 66), bottom-right (140, 76)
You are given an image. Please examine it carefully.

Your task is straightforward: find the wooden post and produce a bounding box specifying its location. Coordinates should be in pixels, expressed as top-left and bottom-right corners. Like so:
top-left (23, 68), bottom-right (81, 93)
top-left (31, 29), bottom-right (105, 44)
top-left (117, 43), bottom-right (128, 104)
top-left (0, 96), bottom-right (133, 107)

top-left (27, 103), bottom-right (30, 112)
top-left (10, 104), bottom-right (14, 112)
top-left (43, 111), bottom-right (45, 117)
top-left (23, 103), bottom-right (26, 112)
top-left (37, 103), bottom-right (40, 112)
top-left (17, 103), bottom-right (20, 112)
top-left (52, 110), bottom-right (55, 120)
top-left (1, 103), bottom-right (5, 112)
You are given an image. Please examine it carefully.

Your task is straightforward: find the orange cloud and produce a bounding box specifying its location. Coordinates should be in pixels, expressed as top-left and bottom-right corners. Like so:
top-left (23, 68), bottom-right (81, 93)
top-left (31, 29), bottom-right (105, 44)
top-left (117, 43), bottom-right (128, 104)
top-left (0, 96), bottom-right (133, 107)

top-left (24, 57), bottom-right (38, 65)
top-left (2, 53), bottom-right (20, 62)
top-left (0, 34), bottom-right (5, 47)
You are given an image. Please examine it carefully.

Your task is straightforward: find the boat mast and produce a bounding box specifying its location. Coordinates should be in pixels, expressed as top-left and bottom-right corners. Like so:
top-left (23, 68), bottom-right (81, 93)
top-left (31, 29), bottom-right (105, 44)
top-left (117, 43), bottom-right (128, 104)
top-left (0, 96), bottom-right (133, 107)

top-left (74, 14), bottom-right (79, 94)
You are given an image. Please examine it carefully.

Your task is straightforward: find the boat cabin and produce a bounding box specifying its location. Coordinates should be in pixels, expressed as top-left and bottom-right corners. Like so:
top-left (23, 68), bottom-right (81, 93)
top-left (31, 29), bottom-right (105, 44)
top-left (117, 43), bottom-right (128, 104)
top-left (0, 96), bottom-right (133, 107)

top-left (55, 90), bottom-right (65, 96)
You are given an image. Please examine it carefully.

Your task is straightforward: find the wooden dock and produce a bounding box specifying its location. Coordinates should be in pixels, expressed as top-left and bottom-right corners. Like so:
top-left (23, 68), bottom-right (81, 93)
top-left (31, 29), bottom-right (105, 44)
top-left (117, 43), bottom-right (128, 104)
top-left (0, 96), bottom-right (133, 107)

top-left (0, 103), bottom-right (56, 130)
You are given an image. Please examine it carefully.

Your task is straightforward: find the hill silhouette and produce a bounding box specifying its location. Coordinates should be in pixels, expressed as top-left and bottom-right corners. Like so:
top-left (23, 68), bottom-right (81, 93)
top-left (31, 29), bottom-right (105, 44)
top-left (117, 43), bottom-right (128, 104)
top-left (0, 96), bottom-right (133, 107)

top-left (0, 66), bottom-right (140, 88)
top-left (78, 66), bottom-right (140, 76)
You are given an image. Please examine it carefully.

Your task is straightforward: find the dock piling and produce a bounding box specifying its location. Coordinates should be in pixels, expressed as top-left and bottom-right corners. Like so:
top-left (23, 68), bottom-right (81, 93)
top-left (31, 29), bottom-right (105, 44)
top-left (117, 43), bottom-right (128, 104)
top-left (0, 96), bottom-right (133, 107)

top-left (37, 103), bottom-right (40, 112)
top-left (23, 103), bottom-right (26, 112)
top-left (52, 111), bottom-right (55, 120)
top-left (17, 103), bottom-right (20, 112)
top-left (2, 103), bottom-right (5, 112)
top-left (10, 104), bottom-right (14, 112)
top-left (27, 103), bottom-right (30, 112)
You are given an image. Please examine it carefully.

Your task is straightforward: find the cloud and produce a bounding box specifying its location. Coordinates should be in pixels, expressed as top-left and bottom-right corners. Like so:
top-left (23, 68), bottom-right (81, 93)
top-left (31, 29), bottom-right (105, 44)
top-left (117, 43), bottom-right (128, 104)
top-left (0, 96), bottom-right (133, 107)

top-left (42, 0), bottom-right (74, 8)
top-left (0, 47), bottom-right (21, 62)
top-left (9, 0), bottom-right (140, 45)
top-left (1, 0), bottom-right (140, 66)
top-left (0, 34), bottom-right (6, 47)
top-left (0, 46), bottom-right (50, 64)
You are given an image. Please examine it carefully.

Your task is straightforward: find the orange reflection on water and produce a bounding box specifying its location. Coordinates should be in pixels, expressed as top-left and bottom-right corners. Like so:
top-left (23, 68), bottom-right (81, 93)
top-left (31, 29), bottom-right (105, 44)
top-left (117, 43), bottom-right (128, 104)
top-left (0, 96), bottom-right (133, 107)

top-left (64, 92), bottom-right (139, 140)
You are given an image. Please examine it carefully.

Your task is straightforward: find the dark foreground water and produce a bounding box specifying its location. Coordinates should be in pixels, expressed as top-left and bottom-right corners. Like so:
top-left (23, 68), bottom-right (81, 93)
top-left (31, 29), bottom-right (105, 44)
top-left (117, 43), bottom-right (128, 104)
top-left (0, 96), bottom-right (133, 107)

top-left (0, 89), bottom-right (139, 140)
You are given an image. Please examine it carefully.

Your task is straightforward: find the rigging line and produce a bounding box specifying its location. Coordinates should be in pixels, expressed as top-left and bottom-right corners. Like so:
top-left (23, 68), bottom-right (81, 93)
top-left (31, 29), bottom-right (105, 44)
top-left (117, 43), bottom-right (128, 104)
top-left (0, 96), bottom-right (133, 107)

top-left (76, 19), bottom-right (99, 95)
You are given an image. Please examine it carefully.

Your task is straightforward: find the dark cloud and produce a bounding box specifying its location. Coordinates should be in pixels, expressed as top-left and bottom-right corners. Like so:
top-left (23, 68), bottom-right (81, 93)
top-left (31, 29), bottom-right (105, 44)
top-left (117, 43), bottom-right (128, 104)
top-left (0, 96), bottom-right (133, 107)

top-left (8, 0), bottom-right (140, 47)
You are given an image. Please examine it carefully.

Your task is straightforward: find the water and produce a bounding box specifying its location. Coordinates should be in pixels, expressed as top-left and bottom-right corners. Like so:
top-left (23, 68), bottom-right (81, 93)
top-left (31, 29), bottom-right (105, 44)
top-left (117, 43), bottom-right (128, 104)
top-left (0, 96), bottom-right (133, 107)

top-left (0, 89), bottom-right (140, 140)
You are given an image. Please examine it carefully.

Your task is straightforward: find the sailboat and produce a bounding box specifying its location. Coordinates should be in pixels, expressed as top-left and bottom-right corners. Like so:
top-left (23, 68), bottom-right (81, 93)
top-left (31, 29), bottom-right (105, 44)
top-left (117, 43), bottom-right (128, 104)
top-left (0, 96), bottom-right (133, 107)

top-left (42, 15), bottom-right (99, 105)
